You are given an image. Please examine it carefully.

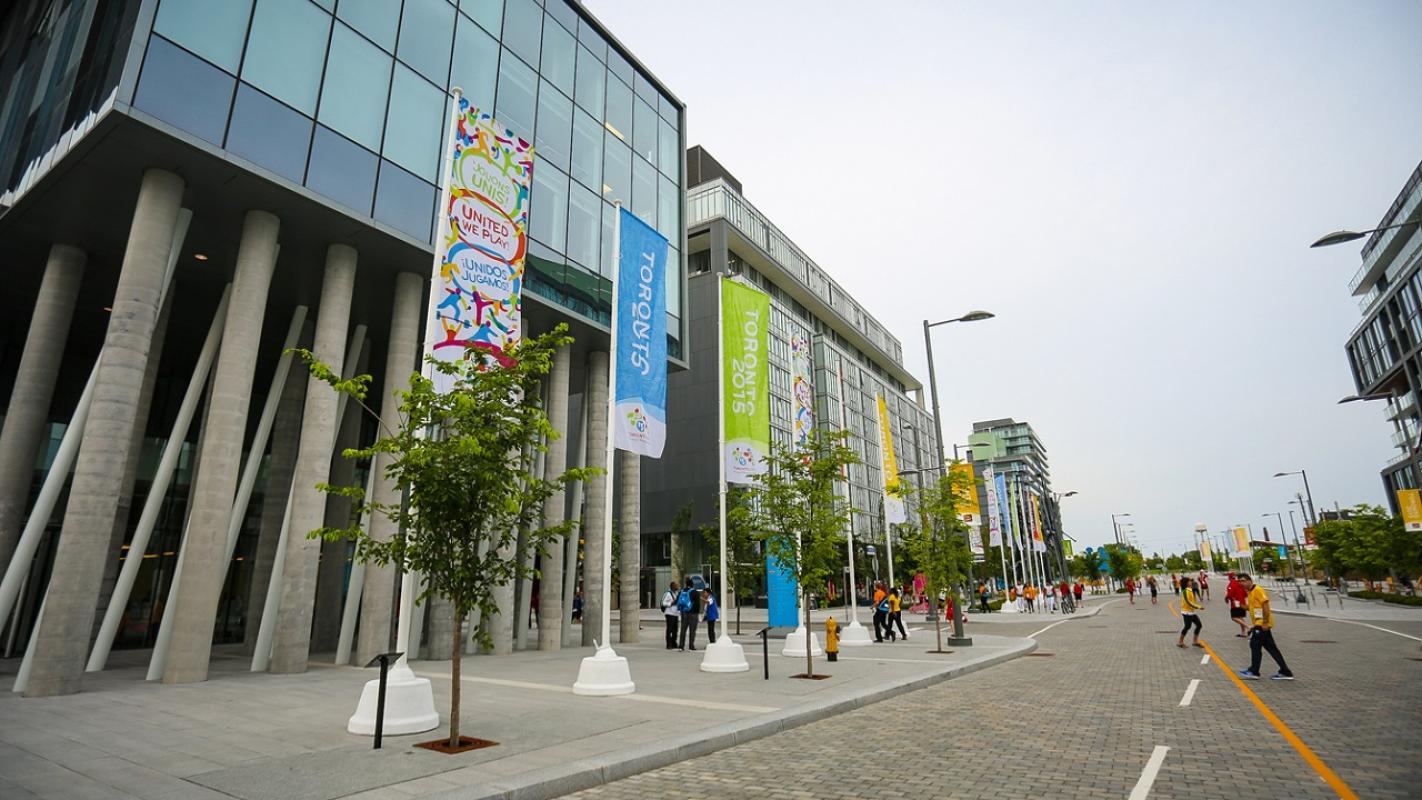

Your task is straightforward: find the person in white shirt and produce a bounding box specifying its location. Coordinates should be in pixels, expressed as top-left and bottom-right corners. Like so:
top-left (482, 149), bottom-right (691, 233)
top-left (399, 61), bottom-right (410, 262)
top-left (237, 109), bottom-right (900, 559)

top-left (660, 581), bottom-right (681, 650)
top-left (1015, 583), bottom-right (1026, 612)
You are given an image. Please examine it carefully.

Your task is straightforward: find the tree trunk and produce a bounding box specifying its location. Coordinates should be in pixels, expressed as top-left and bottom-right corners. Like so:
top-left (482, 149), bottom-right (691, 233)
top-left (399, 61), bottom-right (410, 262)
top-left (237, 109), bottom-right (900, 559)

top-left (735, 600), bottom-right (741, 636)
top-left (930, 586), bottom-right (944, 652)
top-left (449, 611), bottom-right (462, 748)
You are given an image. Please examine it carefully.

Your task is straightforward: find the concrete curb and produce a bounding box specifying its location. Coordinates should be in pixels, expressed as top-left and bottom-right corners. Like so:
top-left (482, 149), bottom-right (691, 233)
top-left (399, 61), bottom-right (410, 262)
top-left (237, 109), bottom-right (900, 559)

top-left (429, 638), bottom-right (1038, 800)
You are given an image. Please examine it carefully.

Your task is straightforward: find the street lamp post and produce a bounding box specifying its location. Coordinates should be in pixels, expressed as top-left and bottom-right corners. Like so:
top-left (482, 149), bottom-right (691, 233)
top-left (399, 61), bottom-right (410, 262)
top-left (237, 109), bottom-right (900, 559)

top-left (1274, 470), bottom-right (1318, 528)
top-left (1310, 219), bottom-right (1420, 249)
top-left (923, 310), bottom-right (994, 646)
top-left (1110, 513), bottom-right (1130, 546)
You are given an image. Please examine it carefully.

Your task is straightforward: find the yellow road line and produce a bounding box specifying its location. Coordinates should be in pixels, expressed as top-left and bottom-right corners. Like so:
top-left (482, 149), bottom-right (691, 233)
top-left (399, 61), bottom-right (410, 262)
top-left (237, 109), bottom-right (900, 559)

top-left (1197, 639), bottom-right (1359, 800)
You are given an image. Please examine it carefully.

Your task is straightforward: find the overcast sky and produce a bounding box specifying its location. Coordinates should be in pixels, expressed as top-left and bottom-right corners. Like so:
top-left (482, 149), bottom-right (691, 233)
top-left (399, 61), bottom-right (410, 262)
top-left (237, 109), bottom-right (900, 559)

top-left (589, 0), bottom-right (1422, 556)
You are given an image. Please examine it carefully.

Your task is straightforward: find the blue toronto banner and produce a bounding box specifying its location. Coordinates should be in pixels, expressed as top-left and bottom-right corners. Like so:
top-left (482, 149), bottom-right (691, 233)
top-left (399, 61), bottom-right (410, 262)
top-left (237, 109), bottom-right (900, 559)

top-left (613, 206), bottom-right (668, 458)
top-left (766, 552), bottom-right (799, 627)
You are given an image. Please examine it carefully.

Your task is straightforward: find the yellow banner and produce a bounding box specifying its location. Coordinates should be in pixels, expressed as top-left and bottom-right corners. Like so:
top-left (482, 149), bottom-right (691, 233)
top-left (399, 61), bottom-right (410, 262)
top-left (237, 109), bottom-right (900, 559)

top-left (951, 462), bottom-right (980, 521)
top-left (1200, 540), bottom-right (1212, 560)
top-left (1400, 488), bottom-right (1422, 532)
top-left (1233, 527), bottom-right (1248, 554)
top-left (875, 393), bottom-right (899, 493)
top-left (1030, 494), bottom-right (1045, 543)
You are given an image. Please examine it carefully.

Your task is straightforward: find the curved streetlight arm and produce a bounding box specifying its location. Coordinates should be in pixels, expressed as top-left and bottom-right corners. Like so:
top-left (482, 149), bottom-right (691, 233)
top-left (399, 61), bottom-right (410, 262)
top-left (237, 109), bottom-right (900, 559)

top-left (1311, 219), bottom-right (1419, 248)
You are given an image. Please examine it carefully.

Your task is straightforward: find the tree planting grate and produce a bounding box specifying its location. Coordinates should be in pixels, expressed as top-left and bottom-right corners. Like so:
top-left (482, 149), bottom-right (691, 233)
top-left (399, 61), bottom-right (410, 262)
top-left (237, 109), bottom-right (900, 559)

top-left (1299, 640), bottom-right (1337, 644)
top-left (1155, 630), bottom-right (1178, 634)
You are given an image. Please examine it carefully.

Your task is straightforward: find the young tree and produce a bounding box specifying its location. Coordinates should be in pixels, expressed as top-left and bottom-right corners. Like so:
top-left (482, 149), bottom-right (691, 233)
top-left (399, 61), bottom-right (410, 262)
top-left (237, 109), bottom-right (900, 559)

top-left (1072, 549), bottom-right (1104, 581)
top-left (750, 429), bottom-right (857, 678)
top-left (1104, 543), bottom-right (1143, 586)
top-left (700, 491), bottom-right (761, 634)
top-left (299, 326), bottom-right (594, 749)
top-left (900, 464), bottom-right (976, 653)
top-left (1164, 553), bottom-right (1186, 572)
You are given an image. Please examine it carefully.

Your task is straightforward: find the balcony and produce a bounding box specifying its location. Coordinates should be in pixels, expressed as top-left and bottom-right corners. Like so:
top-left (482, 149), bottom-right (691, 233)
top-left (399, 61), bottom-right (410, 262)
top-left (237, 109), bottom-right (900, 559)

top-left (1349, 162), bottom-right (1422, 296)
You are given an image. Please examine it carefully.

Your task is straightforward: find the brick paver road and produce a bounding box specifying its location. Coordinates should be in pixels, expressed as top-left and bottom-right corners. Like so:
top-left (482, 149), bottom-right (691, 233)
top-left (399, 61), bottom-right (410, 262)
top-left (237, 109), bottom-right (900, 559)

top-left (568, 595), bottom-right (1422, 799)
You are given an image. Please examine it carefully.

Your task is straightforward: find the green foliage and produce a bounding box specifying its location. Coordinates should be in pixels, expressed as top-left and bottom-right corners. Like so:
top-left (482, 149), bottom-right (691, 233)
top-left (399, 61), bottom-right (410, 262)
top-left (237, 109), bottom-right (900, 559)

top-left (1071, 549), bottom-right (1104, 580)
top-left (1104, 543), bottom-right (1143, 582)
top-left (1348, 590), bottom-right (1422, 606)
top-left (1182, 550), bottom-right (1204, 571)
top-left (750, 429), bottom-right (857, 674)
top-left (1309, 504), bottom-right (1422, 581)
top-left (1164, 553), bottom-right (1186, 572)
top-left (700, 490), bottom-right (761, 632)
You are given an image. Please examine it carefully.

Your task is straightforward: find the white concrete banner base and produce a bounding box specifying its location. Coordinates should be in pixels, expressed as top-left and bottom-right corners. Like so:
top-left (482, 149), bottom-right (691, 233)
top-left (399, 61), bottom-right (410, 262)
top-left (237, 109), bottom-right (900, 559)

top-left (837, 619), bottom-right (874, 647)
top-left (1000, 601), bottom-right (1019, 614)
top-left (347, 663), bottom-right (439, 735)
top-left (781, 626), bottom-right (823, 658)
top-left (699, 638), bottom-right (750, 672)
top-left (572, 645), bottom-right (635, 695)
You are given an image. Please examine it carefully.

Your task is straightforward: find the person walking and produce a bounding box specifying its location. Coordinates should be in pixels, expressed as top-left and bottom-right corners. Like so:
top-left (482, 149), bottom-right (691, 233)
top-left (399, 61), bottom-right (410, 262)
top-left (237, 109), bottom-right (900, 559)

top-left (1171, 574), bottom-right (1180, 595)
top-left (1024, 583), bottom-right (1038, 613)
top-left (978, 584), bottom-right (992, 614)
top-left (872, 581), bottom-right (889, 642)
top-left (704, 588), bottom-right (719, 644)
top-left (1015, 582), bottom-right (1026, 613)
top-left (1237, 573), bottom-right (1294, 680)
top-left (661, 581), bottom-right (681, 649)
top-left (1225, 573), bottom-right (1249, 637)
top-left (1125, 577), bottom-right (1136, 605)
top-left (678, 577), bottom-right (701, 651)
top-left (1178, 576), bottom-right (1203, 648)
top-left (1198, 572), bottom-right (1210, 602)
top-left (1148, 575), bottom-right (1159, 606)
top-left (1073, 581), bottom-right (1084, 607)
top-left (890, 587), bottom-right (908, 640)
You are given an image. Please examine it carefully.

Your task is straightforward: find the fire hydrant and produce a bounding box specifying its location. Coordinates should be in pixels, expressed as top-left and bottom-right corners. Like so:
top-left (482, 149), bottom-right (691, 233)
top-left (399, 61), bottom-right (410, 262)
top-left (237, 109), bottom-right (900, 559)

top-left (825, 617), bottom-right (839, 662)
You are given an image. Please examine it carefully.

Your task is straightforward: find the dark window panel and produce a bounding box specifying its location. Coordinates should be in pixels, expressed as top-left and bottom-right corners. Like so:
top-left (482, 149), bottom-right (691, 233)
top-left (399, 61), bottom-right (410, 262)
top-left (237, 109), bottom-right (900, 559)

top-left (134, 36), bottom-right (236, 146)
top-left (546, 0), bottom-right (578, 33)
top-left (562, 261), bottom-right (599, 320)
top-left (398, 0), bottom-right (456, 86)
top-left (501, 0), bottom-right (542, 67)
top-left (306, 124), bottom-right (379, 215)
top-left (461, 0), bottom-right (504, 37)
top-left (225, 83), bottom-right (313, 184)
top-left (576, 14), bottom-right (606, 61)
top-left (607, 47), bottom-right (633, 86)
top-left (374, 159), bottom-right (436, 242)
top-left (525, 242), bottom-right (567, 306)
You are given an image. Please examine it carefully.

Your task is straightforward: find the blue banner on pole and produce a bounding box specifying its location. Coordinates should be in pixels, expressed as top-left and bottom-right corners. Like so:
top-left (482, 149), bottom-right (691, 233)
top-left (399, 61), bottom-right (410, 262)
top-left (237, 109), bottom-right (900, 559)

top-left (766, 552), bottom-right (799, 627)
top-left (1277, 545), bottom-right (1287, 559)
top-left (613, 206), bottom-right (668, 458)
top-left (995, 473), bottom-right (1013, 548)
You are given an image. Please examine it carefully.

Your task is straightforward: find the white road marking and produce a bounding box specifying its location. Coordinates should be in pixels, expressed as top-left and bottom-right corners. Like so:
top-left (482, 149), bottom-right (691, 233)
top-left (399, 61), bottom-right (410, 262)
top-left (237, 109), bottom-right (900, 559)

top-left (1027, 618), bottom-right (1074, 638)
top-left (416, 670), bottom-right (780, 714)
top-left (1128, 745), bottom-right (1170, 800)
top-left (1200, 654), bottom-right (1210, 665)
top-left (1178, 679), bottom-right (1200, 707)
top-left (1330, 618), bottom-right (1422, 642)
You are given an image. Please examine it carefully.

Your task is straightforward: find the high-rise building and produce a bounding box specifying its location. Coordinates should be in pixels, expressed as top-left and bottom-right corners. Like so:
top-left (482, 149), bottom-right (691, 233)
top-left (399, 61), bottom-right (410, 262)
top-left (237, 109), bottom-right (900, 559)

top-left (0, 0), bottom-right (685, 694)
top-left (1341, 160), bottom-right (1422, 513)
top-left (968, 418), bottom-right (1051, 497)
top-left (640, 147), bottom-right (936, 596)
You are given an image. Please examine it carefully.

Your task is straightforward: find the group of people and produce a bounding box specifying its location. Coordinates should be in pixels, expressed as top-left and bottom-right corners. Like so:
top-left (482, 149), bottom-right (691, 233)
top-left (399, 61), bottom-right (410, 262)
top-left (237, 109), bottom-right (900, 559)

top-left (1007, 581), bottom-right (1085, 613)
top-left (1123, 575), bottom-right (1161, 605)
top-left (1174, 571), bottom-right (1294, 681)
top-left (660, 578), bottom-right (720, 651)
top-left (871, 581), bottom-right (909, 642)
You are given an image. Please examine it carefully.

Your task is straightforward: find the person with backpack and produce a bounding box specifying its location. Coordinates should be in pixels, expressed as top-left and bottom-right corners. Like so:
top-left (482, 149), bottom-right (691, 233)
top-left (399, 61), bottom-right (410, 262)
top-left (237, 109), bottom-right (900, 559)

top-left (678, 576), bottom-right (702, 651)
top-left (872, 581), bottom-right (889, 642)
top-left (703, 589), bottom-right (720, 644)
top-left (661, 581), bottom-right (681, 649)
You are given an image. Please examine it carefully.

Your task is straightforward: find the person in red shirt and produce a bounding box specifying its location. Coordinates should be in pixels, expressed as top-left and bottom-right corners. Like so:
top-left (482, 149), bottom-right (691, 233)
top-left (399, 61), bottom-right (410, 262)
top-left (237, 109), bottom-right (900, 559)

top-left (1225, 574), bottom-right (1250, 637)
top-left (1125, 577), bottom-right (1136, 604)
top-left (1073, 581), bottom-right (1084, 605)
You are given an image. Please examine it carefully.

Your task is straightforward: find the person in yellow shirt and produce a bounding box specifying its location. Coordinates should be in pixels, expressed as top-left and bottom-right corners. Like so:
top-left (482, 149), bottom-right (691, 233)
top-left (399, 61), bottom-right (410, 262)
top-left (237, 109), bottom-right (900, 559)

top-left (1177, 577), bottom-right (1203, 648)
top-left (888, 587), bottom-right (908, 641)
top-left (1237, 573), bottom-right (1294, 681)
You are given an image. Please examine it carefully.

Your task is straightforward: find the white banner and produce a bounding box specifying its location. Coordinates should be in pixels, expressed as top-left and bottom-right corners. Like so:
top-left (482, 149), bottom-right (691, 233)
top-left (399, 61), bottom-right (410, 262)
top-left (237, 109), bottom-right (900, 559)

top-left (984, 466), bottom-right (1002, 548)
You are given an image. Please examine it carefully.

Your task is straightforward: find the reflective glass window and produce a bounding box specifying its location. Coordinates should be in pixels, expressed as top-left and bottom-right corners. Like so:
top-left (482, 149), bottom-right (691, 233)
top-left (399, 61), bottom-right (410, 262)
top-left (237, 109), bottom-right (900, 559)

top-left (540, 13), bottom-right (576, 96)
top-left (563, 261), bottom-right (599, 319)
top-left (311, 0), bottom-right (332, 8)
top-left (569, 109), bottom-right (601, 191)
top-left (241, 0), bottom-right (331, 116)
top-left (525, 243), bottom-right (566, 306)
top-left (566, 183), bottom-right (600, 269)
top-left (135, 36), bottom-right (235, 146)
top-left (576, 15), bottom-right (605, 61)
top-left (607, 47), bottom-right (633, 86)
top-left (546, 0), bottom-right (578, 33)
top-left (631, 155), bottom-right (656, 226)
top-left (374, 159), bottom-right (436, 241)
top-left (530, 160), bottom-right (569, 250)
top-left (534, 80), bottom-right (572, 172)
top-left (318, 23), bottom-right (392, 151)
top-left (658, 91), bottom-right (678, 123)
top-left (495, 50), bottom-right (537, 138)
top-left (656, 173), bottom-right (678, 241)
top-left (451, 13), bottom-right (499, 115)
top-left (573, 45), bottom-right (604, 119)
top-left (226, 83), bottom-right (312, 183)
top-left (633, 71), bottom-right (656, 104)
top-left (633, 97), bottom-right (656, 163)
top-left (154, 0), bottom-right (251, 73)
top-left (336, 0), bottom-right (399, 52)
top-left (599, 199), bottom-right (615, 277)
top-left (604, 75), bottom-right (631, 141)
top-left (657, 116), bottom-right (677, 178)
top-left (398, 0), bottom-right (456, 85)
top-left (461, 0), bottom-right (503, 36)
top-left (384, 65), bottom-right (444, 182)
top-left (307, 125), bottom-right (379, 214)
top-left (665, 244), bottom-right (681, 314)
top-left (501, 0), bottom-right (542, 67)
top-left (602, 133), bottom-right (630, 204)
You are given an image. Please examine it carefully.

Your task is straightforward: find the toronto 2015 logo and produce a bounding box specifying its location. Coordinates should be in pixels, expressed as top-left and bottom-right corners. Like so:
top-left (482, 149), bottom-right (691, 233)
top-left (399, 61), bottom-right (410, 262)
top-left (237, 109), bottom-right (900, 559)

top-left (626, 406), bottom-right (648, 434)
top-left (731, 446), bottom-right (755, 468)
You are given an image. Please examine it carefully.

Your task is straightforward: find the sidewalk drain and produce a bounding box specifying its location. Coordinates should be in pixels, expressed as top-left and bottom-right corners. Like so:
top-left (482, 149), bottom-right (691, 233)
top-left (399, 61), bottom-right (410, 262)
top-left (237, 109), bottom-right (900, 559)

top-left (1299, 640), bottom-right (1337, 644)
top-left (1025, 652), bottom-right (1055, 657)
top-left (1155, 630), bottom-right (1178, 634)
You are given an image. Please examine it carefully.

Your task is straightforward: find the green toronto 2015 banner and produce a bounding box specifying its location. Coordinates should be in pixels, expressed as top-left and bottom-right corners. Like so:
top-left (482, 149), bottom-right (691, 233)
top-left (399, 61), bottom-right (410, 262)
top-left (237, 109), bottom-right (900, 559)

top-left (721, 277), bottom-right (770, 485)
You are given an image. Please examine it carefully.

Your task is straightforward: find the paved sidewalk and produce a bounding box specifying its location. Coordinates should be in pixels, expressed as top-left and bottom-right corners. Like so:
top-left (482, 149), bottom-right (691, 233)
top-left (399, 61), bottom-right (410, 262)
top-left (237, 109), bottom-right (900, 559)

top-left (0, 626), bottom-right (1033, 800)
top-left (1266, 587), bottom-right (1422, 621)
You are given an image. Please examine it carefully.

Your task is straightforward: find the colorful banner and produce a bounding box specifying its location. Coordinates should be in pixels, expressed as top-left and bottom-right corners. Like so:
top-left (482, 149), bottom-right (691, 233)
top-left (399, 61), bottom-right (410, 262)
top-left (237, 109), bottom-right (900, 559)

top-left (1200, 539), bottom-right (1213, 562)
top-left (429, 100), bottom-right (532, 390)
top-left (790, 333), bottom-right (814, 446)
top-left (984, 467), bottom-right (1002, 548)
top-left (612, 206), bottom-right (668, 458)
top-left (722, 278), bottom-right (770, 484)
top-left (996, 472), bottom-right (1015, 550)
top-left (1399, 488), bottom-right (1422, 532)
top-left (1062, 539), bottom-right (1074, 558)
top-left (766, 552), bottom-right (799, 627)
top-left (1303, 526), bottom-right (1316, 547)
top-left (876, 393), bottom-right (906, 524)
top-left (1232, 526), bottom-right (1249, 555)
top-left (951, 463), bottom-right (983, 556)
top-left (1030, 493), bottom-right (1046, 553)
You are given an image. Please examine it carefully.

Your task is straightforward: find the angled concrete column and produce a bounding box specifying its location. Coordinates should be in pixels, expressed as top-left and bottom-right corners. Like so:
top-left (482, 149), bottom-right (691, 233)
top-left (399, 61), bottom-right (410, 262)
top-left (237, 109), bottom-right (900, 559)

top-left (618, 450), bottom-right (641, 644)
top-left (537, 345), bottom-right (571, 650)
top-left (0, 244), bottom-right (85, 584)
top-left (581, 351), bottom-right (609, 647)
top-left (489, 526), bottom-right (517, 654)
top-left (425, 597), bottom-right (454, 661)
top-left (242, 320), bottom-right (312, 654)
top-left (562, 389), bottom-right (588, 647)
top-left (23, 169), bottom-right (184, 697)
top-left (311, 340), bottom-right (368, 653)
top-left (355, 272), bottom-right (423, 666)
top-left (270, 245), bottom-right (358, 674)
top-left (161, 209), bottom-right (280, 685)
